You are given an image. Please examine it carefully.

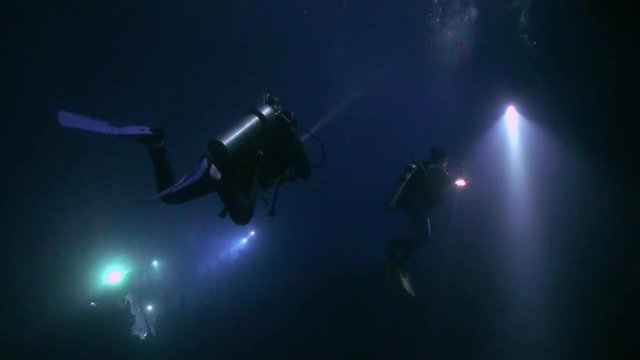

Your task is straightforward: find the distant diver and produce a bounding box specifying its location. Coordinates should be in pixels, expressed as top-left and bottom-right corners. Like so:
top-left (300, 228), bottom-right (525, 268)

top-left (385, 147), bottom-right (465, 296)
top-left (58, 94), bottom-right (312, 225)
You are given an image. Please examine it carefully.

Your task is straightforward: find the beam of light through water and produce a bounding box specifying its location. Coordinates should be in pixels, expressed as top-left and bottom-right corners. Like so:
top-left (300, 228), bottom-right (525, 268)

top-left (505, 105), bottom-right (520, 149)
top-left (466, 103), bottom-right (564, 349)
top-left (299, 69), bottom-right (387, 142)
top-left (300, 89), bottom-right (366, 142)
top-left (239, 229), bottom-right (254, 246)
top-left (503, 105), bottom-right (527, 204)
top-left (199, 230), bottom-right (258, 274)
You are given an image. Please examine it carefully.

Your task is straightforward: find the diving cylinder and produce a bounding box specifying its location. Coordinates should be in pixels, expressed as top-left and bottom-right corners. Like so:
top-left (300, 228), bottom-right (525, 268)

top-left (386, 163), bottom-right (417, 212)
top-left (208, 99), bottom-right (280, 172)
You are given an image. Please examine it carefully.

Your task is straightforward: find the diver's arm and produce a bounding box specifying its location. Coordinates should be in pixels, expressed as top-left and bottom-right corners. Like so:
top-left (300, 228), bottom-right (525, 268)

top-left (386, 162), bottom-right (418, 212)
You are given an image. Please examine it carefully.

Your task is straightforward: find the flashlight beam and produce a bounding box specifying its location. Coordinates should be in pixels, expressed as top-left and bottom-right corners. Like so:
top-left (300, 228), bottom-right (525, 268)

top-left (301, 89), bottom-right (366, 142)
top-left (505, 105), bottom-right (520, 148)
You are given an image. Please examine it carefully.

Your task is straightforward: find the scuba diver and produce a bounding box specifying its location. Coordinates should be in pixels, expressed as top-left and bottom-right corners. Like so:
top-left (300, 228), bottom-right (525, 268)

top-left (58, 94), bottom-right (311, 225)
top-left (385, 147), bottom-right (465, 296)
top-left (124, 292), bottom-right (156, 339)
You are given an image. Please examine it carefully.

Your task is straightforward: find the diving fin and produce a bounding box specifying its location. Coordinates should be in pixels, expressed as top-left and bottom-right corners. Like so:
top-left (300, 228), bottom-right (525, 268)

top-left (58, 111), bottom-right (154, 138)
top-left (384, 256), bottom-right (416, 296)
top-left (399, 271), bottom-right (416, 297)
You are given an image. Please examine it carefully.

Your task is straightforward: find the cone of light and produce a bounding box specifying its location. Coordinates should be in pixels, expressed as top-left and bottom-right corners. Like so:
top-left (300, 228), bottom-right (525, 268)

top-left (505, 105), bottom-right (519, 146)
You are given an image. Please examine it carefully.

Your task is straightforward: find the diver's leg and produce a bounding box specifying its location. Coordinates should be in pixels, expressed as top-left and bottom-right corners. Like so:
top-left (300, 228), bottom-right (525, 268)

top-left (133, 129), bottom-right (220, 204)
top-left (390, 198), bottom-right (430, 268)
top-left (56, 112), bottom-right (177, 192)
top-left (387, 200), bottom-right (429, 296)
top-left (139, 132), bottom-right (210, 204)
top-left (397, 214), bottom-right (430, 267)
top-left (155, 156), bottom-right (220, 205)
top-left (122, 127), bottom-right (177, 193)
top-left (147, 143), bottom-right (177, 193)
top-left (135, 129), bottom-right (221, 204)
top-left (56, 112), bottom-right (217, 205)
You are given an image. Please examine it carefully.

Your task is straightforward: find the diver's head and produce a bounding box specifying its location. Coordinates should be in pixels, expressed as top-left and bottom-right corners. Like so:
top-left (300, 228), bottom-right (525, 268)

top-left (429, 146), bottom-right (449, 168)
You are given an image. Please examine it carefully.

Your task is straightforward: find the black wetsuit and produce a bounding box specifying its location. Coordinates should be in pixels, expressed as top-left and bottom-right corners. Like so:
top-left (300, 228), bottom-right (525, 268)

top-left (390, 160), bottom-right (451, 268)
top-left (147, 115), bottom-right (310, 225)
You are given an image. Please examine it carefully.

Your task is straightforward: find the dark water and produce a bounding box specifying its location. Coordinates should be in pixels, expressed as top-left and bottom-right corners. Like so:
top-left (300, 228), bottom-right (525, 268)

top-left (1, 1), bottom-right (634, 358)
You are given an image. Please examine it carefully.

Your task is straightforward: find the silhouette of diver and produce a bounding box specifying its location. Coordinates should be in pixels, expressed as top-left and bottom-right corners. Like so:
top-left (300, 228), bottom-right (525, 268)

top-left (385, 147), bottom-right (462, 295)
top-left (59, 94), bottom-right (311, 225)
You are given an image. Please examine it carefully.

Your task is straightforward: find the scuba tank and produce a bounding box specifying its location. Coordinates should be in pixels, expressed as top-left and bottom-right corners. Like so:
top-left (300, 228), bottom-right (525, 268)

top-left (207, 94), bottom-right (293, 220)
top-left (208, 94), bottom-right (282, 175)
top-left (386, 162), bottom-right (419, 212)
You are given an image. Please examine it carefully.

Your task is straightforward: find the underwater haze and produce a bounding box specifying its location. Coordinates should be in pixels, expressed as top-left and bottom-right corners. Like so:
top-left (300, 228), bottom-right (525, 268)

top-left (1, 0), bottom-right (635, 359)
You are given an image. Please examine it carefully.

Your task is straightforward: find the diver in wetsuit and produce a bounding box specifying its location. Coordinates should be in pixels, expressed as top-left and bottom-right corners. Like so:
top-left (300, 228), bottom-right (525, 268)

top-left (59, 94), bottom-right (311, 225)
top-left (386, 147), bottom-right (461, 296)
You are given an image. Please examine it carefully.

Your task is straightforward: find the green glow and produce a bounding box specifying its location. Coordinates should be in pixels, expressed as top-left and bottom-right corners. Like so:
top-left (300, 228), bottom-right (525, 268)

top-left (101, 264), bottom-right (129, 286)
